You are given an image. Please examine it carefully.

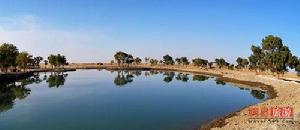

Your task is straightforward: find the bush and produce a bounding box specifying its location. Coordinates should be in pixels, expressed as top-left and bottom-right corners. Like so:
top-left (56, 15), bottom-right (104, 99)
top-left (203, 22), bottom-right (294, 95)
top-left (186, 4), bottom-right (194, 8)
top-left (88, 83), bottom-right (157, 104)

top-left (296, 65), bottom-right (300, 76)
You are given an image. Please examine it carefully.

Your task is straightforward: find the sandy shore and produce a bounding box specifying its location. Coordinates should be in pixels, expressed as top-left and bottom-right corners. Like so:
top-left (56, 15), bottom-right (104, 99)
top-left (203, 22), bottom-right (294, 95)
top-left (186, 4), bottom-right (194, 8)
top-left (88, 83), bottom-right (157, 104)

top-left (49, 63), bottom-right (300, 129)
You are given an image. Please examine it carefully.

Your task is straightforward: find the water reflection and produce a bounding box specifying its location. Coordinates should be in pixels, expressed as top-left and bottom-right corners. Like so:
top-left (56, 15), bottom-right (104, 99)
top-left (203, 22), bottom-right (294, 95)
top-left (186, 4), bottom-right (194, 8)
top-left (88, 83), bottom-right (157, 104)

top-left (163, 72), bottom-right (175, 83)
top-left (251, 90), bottom-right (266, 100)
top-left (0, 72), bottom-right (69, 113)
top-left (176, 73), bottom-right (189, 82)
top-left (111, 70), bottom-right (267, 100)
top-left (46, 73), bottom-right (68, 88)
top-left (215, 79), bottom-right (227, 86)
top-left (114, 71), bottom-right (134, 86)
top-left (0, 74), bottom-right (42, 112)
top-left (0, 70), bottom-right (268, 114)
top-left (193, 75), bottom-right (209, 81)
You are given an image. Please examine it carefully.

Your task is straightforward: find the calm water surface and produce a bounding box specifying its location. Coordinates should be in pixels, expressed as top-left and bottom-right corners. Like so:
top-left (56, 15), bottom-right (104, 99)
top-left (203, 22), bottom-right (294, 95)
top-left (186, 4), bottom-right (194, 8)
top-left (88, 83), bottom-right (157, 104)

top-left (0, 69), bottom-right (267, 130)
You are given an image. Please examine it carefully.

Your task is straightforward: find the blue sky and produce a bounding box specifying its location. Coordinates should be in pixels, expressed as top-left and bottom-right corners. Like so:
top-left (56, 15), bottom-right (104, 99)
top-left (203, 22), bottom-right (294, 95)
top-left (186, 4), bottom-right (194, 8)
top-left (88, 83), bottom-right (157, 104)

top-left (0, 0), bottom-right (299, 63)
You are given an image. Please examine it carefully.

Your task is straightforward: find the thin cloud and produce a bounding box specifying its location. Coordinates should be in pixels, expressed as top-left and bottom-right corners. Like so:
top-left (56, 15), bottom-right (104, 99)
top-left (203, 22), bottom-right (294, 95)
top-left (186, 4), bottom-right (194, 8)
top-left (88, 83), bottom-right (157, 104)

top-left (0, 15), bottom-right (109, 62)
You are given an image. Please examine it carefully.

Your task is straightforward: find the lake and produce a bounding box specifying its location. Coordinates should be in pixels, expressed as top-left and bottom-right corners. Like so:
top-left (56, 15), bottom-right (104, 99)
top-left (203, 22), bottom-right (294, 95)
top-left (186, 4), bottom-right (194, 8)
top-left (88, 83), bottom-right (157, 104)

top-left (0, 69), bottom-right (267, 130)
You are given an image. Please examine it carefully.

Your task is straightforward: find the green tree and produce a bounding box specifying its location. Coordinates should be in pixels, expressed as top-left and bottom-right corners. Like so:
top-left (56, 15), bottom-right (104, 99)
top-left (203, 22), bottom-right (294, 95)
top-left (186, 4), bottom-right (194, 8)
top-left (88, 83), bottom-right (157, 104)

top-left (48, 54), bottom-right (57, 68)
top-left (296, 64), bottom-right (300, 76)
top-left (263, 35), bottom-right (292, 76)
top-left (175, 58), bottom-right (181, 65)
top-left (114, 51), bottom-right (128, 66)
top-left (241, 59), bottom-right (249, 68)
top-left (56, 54), bottom-right (67, 68)
top-left (288, 56), bottom-right (299, 70)
top-left (249, 35), bottom-right (297, 77)
top-left (236, 57), bottom-right (243, 69)
top-left (215, 58), bottom-right (226, 69)
top-left (33, 56), bottom-right (43, 68)
top-left (124, 54), bottom-right (134, 66)
top-left (16, 52), bottom-right (31, 72)
top-left (176, 57), bottom-right (189, 66)
top-left (47, 54), bottom-right (67, 69)
top-left (134, 57), bottom-right (142, 65)
top-left (248, 45), bottom-right (264, 71)
top-left (180, 57), bottom-right (189, 66)
top-left (0, 43), bottom-right (19, 73)
top-left (192, 58), bottom-right (208, 68)
top-left (163, 54), bottom-right (174, 65)
top-left (150, 59), bottom-right (158, 66)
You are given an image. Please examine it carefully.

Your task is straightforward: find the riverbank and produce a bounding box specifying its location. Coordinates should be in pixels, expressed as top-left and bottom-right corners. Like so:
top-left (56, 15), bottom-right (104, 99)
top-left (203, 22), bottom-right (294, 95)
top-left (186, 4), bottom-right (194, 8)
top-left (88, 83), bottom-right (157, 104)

top-left (60, 63), bottom-right (300, 129)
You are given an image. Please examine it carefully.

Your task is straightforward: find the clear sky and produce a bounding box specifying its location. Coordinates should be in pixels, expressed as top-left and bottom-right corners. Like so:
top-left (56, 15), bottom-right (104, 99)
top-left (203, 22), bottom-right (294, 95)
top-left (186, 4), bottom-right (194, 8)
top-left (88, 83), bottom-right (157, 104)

top-left (0, 0), bottom-right (299, 63)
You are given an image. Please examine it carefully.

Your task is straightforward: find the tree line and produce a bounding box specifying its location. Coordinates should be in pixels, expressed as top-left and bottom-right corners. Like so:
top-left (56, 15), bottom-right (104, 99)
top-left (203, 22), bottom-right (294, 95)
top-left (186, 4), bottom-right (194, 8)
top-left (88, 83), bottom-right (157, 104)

top-left (112, 35), bottom-right (300, 77)
top-left (0, 43), bottom-right (68, 73)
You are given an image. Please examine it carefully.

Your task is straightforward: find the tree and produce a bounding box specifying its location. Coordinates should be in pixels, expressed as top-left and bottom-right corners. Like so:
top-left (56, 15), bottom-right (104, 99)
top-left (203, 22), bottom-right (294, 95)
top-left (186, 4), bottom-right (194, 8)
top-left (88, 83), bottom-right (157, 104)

top-left (33, 56), bottom-right (43, 68)
top-left (208, 62), bottom-right (213, 69)
top-left (124, 54), bottom-right (134, 66)
top-left (16, 52), bottom-right (31, 72)
top-left (163, 54), bottom-right (174, 65)
top-left (181, 57), bottom-right (189, 66)
top-left (0, 43), bottom-right (19, 73)
top-left (144, 57), bottom-right (150, 64)
top-left (134, 57), bottom-right (142, 65)
top-left (47, 54), bottom-right (67, 69)
top-left (249, 45), bottom-right (264, 71)
top-left (176, 57), bottom-right (189, 66)
top-left (110, 60), bottom-right (115, 65)
top-left (236, 57), bottom-right (243, 69)
top-left (248, 35), bottom-right (296, 77)
top-left (44, 60), bottom-right (48, 68)
top-left (114, 51), bottom-right (127, 66)
top-left (48, 54), bottom-right (57, 68)
top-left (175, 58), bottom-right (181, 65)
top-left (288, 56), bottom-right (299, 70)
top-left (192, 58), bottom-right (208, 68)
top-left (150, 59), bottom-right (158, 66)
top-left (296, 64), bottom-right (300, 76)
top-left (159, 60), bottom-right (163, 65)
top-left (241, 59), bottom-right (249, 68)
top-left (56, 54), bottom-right (67, 68)
top-left (262, 35), bottom-right (292, 76)
top-left (215, 58), bottom-right (227, 69)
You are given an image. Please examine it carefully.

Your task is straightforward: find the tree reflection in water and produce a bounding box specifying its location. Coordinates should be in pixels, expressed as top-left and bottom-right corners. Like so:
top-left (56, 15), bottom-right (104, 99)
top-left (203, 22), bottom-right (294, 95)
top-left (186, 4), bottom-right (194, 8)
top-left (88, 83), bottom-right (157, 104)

top-left (46, 73), bottom-right (68, 88)
top-left (192, 75), bottom-right (209, 82)
top-left (0, 71), bottom-right (268, 114)
top-left (163, 72), bottom-right (175, 83)
top-left (0, 73), bottom-right (42, 113)
top-left (114, 71), bottom-right (134, 86)
top-left (176, 73), bottom-right (189, 82)
top-left (215, 79), bottom-right (226, 86)
top-left (251, 90), bottom-right (266, 100)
